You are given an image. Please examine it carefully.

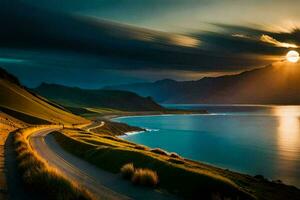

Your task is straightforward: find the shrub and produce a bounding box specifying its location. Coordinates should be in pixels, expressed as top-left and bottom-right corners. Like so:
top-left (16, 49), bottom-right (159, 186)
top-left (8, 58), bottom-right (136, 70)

top-left (169, 152), bottom-right (181, 159)
top-left (254, 175), bottom-right (266, 181)
top-left (120, 163), bottom-right (135, 179)
top-left (134, 145), bottom-right (148, 150)
top-left (150, 148), bottom-right (169, 156)
top-left (131, 168), bottom-right (158, 187)
top-left (168, 158), bottom-right (185, 164)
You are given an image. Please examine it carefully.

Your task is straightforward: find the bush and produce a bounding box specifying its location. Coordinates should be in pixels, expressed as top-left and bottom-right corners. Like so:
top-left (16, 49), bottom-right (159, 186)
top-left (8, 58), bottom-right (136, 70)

top-left (254, 175), bottom-right (266, 181)
top-left (134, 145), bottom-right (148, 150)
top-left (120, 163), bottom-right (135, 179)
top-left (131, 168), bottom-right (158, 187)
top-left (150, 148), bottom-right (169, 156)
top-left (169, 152), bottom-right (181, 159)
top-left (168, 158), bottom-right (185, 164)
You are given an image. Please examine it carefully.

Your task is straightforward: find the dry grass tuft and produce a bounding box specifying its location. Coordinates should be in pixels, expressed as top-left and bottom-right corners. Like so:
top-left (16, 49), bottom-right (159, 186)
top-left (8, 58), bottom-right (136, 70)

top-left (14, 127), bottom-right (93, 200)
top-left (131, 168), bottom-right (159, 187)
top-left (54, 130), bottom-right (256, 200)
top-left (120, 163), bottom-right (135, 179)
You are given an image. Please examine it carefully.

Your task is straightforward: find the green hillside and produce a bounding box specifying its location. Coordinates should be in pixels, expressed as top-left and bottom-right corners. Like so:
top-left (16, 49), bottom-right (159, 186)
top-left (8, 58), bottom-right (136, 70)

top-left (0, 68), bottom-right (89, 125)
top-left (34, 83), bottom-right (165, 111)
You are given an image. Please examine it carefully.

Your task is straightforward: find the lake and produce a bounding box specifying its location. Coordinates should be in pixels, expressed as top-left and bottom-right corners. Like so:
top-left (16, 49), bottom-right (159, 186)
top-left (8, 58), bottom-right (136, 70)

top-left (114, 105), bottom-right (300, 187)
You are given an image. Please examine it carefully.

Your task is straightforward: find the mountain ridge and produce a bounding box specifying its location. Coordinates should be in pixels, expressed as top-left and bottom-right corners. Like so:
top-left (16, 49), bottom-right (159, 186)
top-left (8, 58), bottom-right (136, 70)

top-left (106, 62), bottom-right (300, 104)
top-left (33, 83), bottom-right (165, 111)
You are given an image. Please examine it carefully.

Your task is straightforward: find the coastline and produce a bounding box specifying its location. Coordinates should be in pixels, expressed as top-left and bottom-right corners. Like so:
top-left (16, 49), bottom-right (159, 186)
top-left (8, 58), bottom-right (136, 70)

top-left (99, 108), bottom-right (208, 120)
top-left (107, 109), bottom-right (300, 189)
top-left (110, 110), bottom-right (209, 137)
top-left (65, 108), bottom-right (300, 199)
top-left (89, 109), bottom-right (208, 137)
top-left (117, 130), bottom-right (146, 138)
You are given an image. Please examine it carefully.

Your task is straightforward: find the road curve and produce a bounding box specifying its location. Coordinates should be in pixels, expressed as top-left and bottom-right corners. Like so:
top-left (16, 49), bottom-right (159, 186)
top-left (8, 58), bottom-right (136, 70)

top-left (29, 127), bottom-right (177, 200)
top-left (86, 121), bottom-right (105, 132)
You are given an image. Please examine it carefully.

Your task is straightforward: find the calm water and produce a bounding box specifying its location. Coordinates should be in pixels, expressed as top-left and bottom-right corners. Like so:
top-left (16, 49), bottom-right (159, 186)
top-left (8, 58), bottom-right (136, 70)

top-left (115, 105), bottom-right (300, 187)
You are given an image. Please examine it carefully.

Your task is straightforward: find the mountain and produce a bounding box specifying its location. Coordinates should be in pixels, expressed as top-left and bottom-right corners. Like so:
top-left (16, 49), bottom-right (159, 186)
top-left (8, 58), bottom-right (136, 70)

top-left (107, 62), bottom-right (300, 104)
top-left (33, 83), bottom-right (165, 111)
top-left (0, 68), bottom-right (89, 125)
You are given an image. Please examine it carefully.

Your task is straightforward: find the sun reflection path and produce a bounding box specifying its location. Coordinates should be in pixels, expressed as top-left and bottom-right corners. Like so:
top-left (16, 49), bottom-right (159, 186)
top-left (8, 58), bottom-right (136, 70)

top-left (273, 106), bottom-right (300, 160)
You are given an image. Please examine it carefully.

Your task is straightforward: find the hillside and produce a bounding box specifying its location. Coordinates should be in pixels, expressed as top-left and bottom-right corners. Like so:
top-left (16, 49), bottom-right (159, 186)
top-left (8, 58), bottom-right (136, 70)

top-left (34, 83), bottom-right (165, 111)
top-left (0, 68), bottom-right (89, 125)
top-left (107, 62), bottom-right (300, 104)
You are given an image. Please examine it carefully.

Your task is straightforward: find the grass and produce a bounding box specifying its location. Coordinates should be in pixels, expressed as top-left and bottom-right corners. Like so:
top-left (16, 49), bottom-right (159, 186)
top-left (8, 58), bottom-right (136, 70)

top-left (54, 130), bottom-right (254, 200)
top-left (86, 107), bottom-right (125, 114)
top-left (120, 163), bottom-right (158, 186)
top-left (131, 168), bottom-right (158, 187)
top-left (53, 128), bottom-right (300, 200)
top-left (0, 106), bottom-right (51, 125)
top-left (90, 120), bottom-right (144, 136)
top-left (120, 163), bottom-right (135, 179)
top-left (14, 127), bottom-right (93, 200)
top-left (150, 148), bottom-right (169, 156)
top-left (134, 145), bottom-right (148, 150)
top-left (169, 152), bottom-right (181, 159)
top-left (0, 79), bottom-right (89, 125)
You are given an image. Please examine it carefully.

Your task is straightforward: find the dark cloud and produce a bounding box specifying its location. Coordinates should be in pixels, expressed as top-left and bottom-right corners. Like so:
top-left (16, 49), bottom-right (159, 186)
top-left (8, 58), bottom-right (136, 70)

top-left (1, 0), bottom-right (300, 88)
top-left (0, 1), bottom-right (271, 71)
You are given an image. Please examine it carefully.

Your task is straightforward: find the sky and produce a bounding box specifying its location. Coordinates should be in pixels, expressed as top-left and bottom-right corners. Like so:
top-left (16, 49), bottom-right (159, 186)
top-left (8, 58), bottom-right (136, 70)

top-left (1, 0), bottom-right (300, 88)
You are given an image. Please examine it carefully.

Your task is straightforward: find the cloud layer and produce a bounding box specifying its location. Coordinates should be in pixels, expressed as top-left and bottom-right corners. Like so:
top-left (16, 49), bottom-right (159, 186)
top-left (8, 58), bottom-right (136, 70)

top-left (1, 0), bottom-right (300, 87)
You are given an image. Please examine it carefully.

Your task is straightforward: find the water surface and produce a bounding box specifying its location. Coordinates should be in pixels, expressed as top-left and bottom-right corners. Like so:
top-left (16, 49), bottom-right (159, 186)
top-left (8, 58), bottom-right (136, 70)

top-left (115, 105), bottom-right (300, 187)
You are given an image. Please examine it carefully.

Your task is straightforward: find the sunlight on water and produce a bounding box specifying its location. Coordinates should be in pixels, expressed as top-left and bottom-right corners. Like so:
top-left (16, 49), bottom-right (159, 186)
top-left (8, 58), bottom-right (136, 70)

top-left (274, 106), bottom-right (300, 160)
top-left (116, 105), bottom-right (300, 187)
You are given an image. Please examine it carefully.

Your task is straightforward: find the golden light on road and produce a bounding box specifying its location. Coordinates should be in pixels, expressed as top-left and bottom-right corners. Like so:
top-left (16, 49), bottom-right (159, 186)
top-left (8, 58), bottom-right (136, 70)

top-left (286, 50), bottom-right (300, 63)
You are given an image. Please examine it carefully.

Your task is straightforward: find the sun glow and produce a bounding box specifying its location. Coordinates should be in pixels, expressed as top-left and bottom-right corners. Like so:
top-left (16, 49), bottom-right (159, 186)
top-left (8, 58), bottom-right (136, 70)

top-left (286, 50), bottom-right (300, 63)
top-left (169, 35), bottom-right (200, 47)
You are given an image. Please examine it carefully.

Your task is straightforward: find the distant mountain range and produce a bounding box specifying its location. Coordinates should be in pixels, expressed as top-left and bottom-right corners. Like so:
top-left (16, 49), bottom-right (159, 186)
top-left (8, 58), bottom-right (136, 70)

top-left (34, 83), bottom-right (165, 111)
top-left (106, 62), bottom-right (300, 104)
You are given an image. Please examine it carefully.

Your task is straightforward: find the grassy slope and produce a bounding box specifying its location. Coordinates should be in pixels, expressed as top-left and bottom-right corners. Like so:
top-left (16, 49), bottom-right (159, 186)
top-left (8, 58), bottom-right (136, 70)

top-left (0, 79), bottom-right (89, 125)
top-left (76, 108), bottom-right (207, 120)
top-left (34, 83), bottom-right (165, 111)
top-left (90, 120), bottom-right (144, 136)
top-left (14, 127), bottom-right (93, 200)
top-left (54, 129), bottom-right (258, 199)
top-left (54, 129), bottom-right (300, 199)
top-left (0, 112), bottom-right (25, 198)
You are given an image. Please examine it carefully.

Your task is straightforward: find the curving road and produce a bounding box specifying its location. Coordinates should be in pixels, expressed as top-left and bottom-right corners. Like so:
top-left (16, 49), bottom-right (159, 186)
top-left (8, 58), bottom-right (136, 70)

top-left (86, 121), bottom-right (105, 132)
top-left (29, 127), bottom-right (176, 200)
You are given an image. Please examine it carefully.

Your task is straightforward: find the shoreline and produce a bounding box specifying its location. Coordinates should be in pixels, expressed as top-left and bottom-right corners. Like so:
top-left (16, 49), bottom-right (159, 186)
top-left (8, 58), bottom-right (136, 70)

top-left (110, 111), bottom-right (208, 137)
top-left (68, 109), bottom-right (300, 198)
top-left (98, 108), bottom-right (208, 120)
top-left (117, 130), bottom-right (146, 138)
top-left (106, 112), bottom-right (300, 189)
top-left (112, 113), bottom-right (210, 121)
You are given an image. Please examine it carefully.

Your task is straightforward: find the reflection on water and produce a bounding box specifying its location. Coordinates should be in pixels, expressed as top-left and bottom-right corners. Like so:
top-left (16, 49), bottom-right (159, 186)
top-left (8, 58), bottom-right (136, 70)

top-left (274, 106), bottom-right (300, 160)
top-left (116, 105), bottom-right (300, 187)
top-left (273, 106), bottom-right (300, 184)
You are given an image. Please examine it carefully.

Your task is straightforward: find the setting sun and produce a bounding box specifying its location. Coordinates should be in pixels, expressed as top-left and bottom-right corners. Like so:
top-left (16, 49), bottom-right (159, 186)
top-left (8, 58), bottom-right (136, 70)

top-left (286, 50), bottom-right (300, 63)
top-left (3, 1), bottom-right (300, 199)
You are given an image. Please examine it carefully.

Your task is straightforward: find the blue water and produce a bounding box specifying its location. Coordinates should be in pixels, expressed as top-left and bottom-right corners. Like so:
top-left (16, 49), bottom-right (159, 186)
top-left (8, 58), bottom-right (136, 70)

top-left (115, 105), bottom-right (300, 187)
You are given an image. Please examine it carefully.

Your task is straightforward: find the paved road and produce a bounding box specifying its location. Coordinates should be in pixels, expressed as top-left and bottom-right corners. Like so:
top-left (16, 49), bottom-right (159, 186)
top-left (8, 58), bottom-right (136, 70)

top-left (29, 127), bottom-right (177, 200)
top-left (86, 121), bottom-right (105, 132)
